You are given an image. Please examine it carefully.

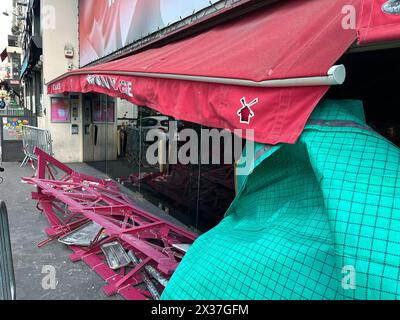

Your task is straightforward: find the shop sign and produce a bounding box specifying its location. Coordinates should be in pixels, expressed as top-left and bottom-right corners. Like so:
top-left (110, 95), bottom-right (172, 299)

top-left (86, 75), bottom-right (133, 98)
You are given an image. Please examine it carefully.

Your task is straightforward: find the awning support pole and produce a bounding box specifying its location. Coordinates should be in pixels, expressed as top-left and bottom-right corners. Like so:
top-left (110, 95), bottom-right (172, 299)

top-left (48, 65), bottom-right (346, 88)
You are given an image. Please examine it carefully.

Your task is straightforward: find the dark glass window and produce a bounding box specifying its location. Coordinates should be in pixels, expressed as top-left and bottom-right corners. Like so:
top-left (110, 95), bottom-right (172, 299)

top-left (141, 118), bottom-right (158, 127)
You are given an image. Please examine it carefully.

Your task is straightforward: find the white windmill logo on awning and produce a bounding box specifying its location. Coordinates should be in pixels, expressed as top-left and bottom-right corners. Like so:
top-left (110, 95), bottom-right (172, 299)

top-left (237, 97), bottom-right (258, 124)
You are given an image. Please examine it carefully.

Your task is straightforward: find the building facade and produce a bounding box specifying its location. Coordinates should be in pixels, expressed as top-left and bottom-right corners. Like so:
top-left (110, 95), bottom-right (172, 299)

top-left (19, 0), bottom-right (84, 162)
top-left (0, 35), bottom-right (22, 112)
top-left (10, 0), bottom-right (400, 300)
top-left (19, 0), bottom-right (142, 162)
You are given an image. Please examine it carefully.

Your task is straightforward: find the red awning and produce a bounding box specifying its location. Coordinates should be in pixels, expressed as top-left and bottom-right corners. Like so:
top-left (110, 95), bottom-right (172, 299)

top-left (48, 0), bottom-right (359, 144)
top-left (358, 0), bottom-right (400, 44)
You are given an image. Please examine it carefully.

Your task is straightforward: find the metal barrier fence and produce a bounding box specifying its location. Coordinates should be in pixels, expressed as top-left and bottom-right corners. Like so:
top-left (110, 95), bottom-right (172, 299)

top-left (21, 125), bottom-right (53, 167)
top-left (0, 201), bottom-right (16, 300)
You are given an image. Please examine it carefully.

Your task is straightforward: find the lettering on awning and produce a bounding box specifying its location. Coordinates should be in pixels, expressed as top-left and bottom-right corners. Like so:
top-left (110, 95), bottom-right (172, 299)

top-left (86, 75), bottom-right (133, 98)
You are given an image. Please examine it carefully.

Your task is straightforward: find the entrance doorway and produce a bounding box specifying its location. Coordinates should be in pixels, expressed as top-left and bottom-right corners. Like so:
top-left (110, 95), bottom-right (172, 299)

top-left (82, 93), bottom-right (117, 166)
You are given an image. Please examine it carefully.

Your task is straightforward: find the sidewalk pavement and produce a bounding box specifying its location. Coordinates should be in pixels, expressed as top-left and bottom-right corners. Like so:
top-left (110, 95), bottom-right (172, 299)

top-left (0, 161), bottom-right (186, 300)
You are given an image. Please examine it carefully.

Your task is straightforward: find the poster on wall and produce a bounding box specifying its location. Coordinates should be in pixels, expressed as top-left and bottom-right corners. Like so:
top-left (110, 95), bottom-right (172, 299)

top-left (92, 99), bottom-right (104, 123)
top-left (51, 97), bottom-right (71, 123)
top-left (93, 99), bottom-right (115, 123)
top-left (106, 101), bottom-right (115, 123)
top-left (2, 117), bottom-right (30, 141)
top-left (79, 0), bottom-right (221, 66)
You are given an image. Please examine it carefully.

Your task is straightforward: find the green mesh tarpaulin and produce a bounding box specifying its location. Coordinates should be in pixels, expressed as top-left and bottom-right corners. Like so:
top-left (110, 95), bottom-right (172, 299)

top-left (162, 99), bottom-right (400, 300)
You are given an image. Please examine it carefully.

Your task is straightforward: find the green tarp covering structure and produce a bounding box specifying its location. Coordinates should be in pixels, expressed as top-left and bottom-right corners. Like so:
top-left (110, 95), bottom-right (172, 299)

top-left (162, 99), bottom-right (400, 300)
